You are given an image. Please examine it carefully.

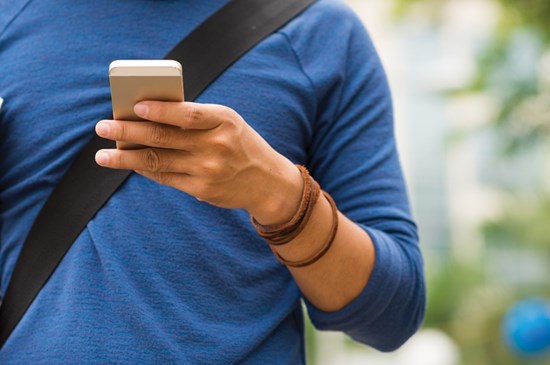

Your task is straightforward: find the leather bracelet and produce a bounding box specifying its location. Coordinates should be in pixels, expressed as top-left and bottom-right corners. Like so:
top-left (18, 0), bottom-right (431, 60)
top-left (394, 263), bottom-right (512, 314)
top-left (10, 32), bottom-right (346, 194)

top-left (272, 191), bottom-right (339, 268)
top-left (251, 165), bottom-right (321, 246)
top-left (250, 165), bottom-right (310, 233)
top-left (263, 178), bottom-right (320, 245)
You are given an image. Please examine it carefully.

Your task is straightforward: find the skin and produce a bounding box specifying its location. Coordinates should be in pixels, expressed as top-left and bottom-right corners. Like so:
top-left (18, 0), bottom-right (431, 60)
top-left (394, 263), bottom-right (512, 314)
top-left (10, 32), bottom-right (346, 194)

top-left (95, 101), bottom-right (375, 312)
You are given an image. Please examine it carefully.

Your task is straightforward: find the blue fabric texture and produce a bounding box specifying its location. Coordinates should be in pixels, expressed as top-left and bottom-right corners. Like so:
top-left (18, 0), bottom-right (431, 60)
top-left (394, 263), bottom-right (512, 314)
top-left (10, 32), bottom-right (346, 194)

top-left (0, 0), bottom-right (425, 363)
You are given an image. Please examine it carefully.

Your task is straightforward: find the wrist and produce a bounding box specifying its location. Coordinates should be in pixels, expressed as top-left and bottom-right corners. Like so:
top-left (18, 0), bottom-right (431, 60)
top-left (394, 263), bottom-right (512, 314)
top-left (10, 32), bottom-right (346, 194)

top-left (248, 157), bottom-right (303, 226)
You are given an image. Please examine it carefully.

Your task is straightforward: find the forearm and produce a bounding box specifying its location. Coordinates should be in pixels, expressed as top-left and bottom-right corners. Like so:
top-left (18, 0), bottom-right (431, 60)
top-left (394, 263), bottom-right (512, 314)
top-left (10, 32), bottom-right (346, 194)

top-left (279, 194), bottom-right (375, 312)
top-left (250, 158), bottom-right (376, 313)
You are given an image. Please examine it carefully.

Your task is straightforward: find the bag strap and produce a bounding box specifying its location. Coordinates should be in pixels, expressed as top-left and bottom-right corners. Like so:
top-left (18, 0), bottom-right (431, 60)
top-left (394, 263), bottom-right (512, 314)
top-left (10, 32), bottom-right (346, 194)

top-left (0, 0), bottom-right (316, 348)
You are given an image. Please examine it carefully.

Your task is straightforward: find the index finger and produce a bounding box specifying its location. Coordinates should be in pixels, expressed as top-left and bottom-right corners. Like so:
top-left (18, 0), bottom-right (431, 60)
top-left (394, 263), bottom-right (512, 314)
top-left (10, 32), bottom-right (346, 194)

top-left (134, 101), bottom-right (223, 130)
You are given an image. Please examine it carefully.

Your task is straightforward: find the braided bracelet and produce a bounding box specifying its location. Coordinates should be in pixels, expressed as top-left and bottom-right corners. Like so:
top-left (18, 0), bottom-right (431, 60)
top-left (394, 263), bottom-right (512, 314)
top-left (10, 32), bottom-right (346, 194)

top-left (251, 165), bottom-right (321, 246)
top-left (272, 191), bottom-right (339, 268)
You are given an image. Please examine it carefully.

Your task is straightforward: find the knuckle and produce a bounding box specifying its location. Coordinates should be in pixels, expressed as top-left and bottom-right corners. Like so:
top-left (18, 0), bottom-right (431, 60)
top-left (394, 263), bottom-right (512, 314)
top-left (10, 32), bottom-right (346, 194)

top-left (222, 106), bottom-right (237, 119)
top-left (219, 107), bottom-right (239, 126)
top-left (210, 134), bottom-right (233, 153)
top-left (144, 149), bottom-right (162, 172)
top-left (117, 121), bottom-right (128, 140)
top-left (186, 105), bottom-right (204, 123)
top-left (201, 159), bottom-right (223, 177)
top-left (112, 151), bottom-right (124, 168)
top-left (150, 124), bottom-right (168, 145)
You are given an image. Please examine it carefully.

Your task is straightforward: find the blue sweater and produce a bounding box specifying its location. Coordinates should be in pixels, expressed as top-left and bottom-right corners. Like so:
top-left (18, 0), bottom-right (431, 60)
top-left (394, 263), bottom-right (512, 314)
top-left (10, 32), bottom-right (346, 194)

top-left (0, 0), bottom-right (425, 363)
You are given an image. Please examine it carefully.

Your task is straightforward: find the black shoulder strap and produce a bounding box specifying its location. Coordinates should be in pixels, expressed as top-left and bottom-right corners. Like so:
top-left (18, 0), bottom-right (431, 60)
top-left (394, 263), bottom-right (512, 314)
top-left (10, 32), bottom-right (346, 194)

top-left (0, 0), bottom-right (316, 348)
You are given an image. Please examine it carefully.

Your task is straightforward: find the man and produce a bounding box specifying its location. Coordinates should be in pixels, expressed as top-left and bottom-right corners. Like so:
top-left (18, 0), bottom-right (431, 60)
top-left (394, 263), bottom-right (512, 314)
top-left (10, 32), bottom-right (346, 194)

top-left (0, 0), bottom-right (425, 363)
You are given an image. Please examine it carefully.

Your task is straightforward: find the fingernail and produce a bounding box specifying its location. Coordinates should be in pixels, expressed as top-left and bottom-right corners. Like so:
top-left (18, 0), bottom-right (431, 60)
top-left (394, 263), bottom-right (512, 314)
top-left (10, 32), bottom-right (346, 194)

top-left (95, 151), bottom-right (110, 166)
top-left (96, 121), bottom-right (111, 137)
top-left (134, 103), bottom-right (149, 117)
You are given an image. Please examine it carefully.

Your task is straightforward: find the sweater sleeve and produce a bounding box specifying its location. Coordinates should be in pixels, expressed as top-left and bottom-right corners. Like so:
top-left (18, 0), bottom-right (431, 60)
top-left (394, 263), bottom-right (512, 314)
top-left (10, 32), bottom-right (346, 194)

top-left (280, 0), bottom-right (426, 351)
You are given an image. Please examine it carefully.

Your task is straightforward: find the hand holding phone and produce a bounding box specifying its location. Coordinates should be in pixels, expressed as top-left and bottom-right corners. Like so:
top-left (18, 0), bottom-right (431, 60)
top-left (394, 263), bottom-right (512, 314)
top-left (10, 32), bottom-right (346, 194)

top-left (109, 60), bottom-right (184, 149)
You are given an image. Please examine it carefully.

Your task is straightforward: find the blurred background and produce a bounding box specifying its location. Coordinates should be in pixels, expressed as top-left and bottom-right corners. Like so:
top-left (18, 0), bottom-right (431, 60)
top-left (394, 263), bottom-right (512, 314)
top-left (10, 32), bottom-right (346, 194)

top-left (305, 0), bottom-right (550, 364)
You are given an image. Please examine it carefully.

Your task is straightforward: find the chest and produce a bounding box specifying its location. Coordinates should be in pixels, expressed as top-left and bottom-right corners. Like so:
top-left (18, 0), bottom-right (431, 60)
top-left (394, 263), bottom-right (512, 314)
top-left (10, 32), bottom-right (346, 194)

top-left (0, 0), bottom-right (314, 187)
top-left (0, 3), bottom-right (317, 254)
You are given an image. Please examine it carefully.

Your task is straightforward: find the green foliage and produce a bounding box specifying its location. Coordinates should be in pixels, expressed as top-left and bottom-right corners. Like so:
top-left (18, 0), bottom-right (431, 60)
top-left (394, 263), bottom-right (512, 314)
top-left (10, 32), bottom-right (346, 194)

top-left (424, 259), bottom-right (483, 328)
top-left (394, 0), bottom-right (550, 364)
top-left (498, 0), bottom-right (550, 43)
top-left (483, 194), bottom-right (550, 251)
top-left (393, 0), bottom-right (444, 20)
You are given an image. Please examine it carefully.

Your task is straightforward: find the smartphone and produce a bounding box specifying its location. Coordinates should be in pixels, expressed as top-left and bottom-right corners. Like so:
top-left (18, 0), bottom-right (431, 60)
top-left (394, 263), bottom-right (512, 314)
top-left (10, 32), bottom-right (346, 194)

top-left (109, 60), bottom-right (184, 149)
